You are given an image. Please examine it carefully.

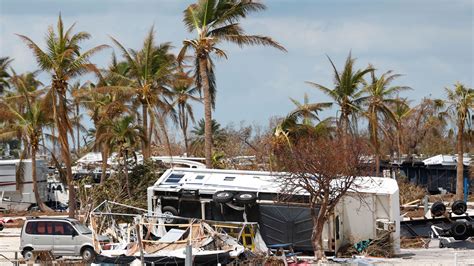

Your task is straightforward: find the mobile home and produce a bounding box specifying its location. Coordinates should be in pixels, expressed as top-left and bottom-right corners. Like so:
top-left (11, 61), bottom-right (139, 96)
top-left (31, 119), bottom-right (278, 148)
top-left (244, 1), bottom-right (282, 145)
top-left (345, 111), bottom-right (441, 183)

top-left (0, 159), bottom-right (48, 211)
top-left (147, 168), bottom-right (400, 254)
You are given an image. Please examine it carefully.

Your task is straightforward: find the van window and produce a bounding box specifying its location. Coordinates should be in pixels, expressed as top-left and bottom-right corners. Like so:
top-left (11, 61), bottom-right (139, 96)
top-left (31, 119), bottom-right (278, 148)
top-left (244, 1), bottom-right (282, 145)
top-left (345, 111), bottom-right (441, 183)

top-left (71, 221), bottom-right (92, 234)
top-left (195, 175), bottom-right (205, 180)
top-left (165, 174), bottom-right (185, 183)
top-left (26, 221), bottom-right (53, 235)
top-left (53, 222), bottom-right (76, 235)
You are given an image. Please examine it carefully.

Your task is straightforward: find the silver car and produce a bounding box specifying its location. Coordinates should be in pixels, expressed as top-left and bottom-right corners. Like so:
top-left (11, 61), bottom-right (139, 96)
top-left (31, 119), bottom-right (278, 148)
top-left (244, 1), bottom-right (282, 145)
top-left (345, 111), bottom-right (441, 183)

top-left (20, 217), bottom-right (96, 262)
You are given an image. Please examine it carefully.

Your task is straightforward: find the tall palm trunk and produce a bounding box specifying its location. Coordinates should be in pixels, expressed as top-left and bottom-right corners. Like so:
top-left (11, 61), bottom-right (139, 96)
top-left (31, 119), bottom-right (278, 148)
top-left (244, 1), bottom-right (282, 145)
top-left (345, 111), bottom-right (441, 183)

top-left (158, 115), bottom-right (173, 157)
top-left (456, 121), bottom-right (464, 200)
top-left (51, 127), bottom-right (56, 156)
top-left (31, 142), bottom-right (51, 212)
top-left (180, 104), bottom-right (190, 155)
top-left (370, 110), bottom-right (380, 176)
top-left (142, 104), bottom-right (150, 158)
top-left (76, 104), bottom-right (80, 152)
top-left (55, 82), bottom-right (76, 218)
top-left (198, 56), bottom-right (213, 168)
top-left (397, 122), bottom-right (403, 161)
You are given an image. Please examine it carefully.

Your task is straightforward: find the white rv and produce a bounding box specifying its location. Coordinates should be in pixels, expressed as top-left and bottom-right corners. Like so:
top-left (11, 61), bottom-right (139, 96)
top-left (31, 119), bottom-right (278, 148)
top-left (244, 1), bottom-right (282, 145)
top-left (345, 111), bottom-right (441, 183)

top-left (0, 159), bottom-right (48, 211)
top-left (147, 168), bottom-right (400, 254)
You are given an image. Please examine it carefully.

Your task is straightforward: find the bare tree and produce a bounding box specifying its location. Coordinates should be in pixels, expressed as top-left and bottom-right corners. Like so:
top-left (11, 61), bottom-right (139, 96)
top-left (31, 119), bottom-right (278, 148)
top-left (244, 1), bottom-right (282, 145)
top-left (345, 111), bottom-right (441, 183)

top-left (273, 136), bottom-right (369, 261)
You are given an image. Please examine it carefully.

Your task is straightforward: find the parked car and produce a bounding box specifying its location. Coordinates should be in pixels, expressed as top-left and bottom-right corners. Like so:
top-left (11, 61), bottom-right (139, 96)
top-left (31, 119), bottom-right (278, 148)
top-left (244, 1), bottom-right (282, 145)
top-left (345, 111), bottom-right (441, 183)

top-left (20, 217), bottom-right (96, 262)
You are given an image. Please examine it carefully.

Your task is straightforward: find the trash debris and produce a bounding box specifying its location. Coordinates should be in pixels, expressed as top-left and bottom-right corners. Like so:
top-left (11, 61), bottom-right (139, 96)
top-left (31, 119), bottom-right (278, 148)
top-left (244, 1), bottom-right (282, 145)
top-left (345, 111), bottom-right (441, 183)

top-left (88, 200), bottom-right (268, 264)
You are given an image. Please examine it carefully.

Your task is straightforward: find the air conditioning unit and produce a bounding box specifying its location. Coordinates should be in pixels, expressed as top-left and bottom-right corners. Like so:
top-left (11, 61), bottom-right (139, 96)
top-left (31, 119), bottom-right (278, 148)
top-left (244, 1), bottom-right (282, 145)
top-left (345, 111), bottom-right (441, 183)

top-left (376, 219), bottom-right (395, 233)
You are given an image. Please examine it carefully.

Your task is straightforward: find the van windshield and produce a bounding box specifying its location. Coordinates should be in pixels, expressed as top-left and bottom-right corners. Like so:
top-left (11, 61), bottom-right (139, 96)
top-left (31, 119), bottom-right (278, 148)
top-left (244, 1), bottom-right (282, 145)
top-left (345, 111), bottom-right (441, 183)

top-left (71, 221), bottom-right (92, 234)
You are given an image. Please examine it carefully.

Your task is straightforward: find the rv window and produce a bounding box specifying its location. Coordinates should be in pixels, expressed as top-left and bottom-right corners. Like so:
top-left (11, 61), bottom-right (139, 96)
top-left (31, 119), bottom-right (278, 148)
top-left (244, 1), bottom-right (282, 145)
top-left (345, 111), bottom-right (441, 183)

top-left (165, 174), bottom-right (185, 183)
top-left (224, 176), bottom-right (236, 181)
top-left (195, 175), bottom-right (205, 180)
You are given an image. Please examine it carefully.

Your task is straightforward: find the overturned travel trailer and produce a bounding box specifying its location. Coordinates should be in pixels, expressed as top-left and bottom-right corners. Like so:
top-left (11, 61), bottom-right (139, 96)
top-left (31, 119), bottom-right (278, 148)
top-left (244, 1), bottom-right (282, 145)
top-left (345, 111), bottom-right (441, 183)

top-left (0, 159), bottom-right (48, 211)
top-left (147, 168), bottom-right (400, 254)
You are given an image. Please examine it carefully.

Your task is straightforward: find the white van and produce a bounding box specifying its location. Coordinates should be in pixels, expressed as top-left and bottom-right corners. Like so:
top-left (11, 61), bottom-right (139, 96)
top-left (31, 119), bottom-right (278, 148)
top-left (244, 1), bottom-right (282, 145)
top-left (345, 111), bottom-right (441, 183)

top-left (20, 217), bottom-right (96, 262)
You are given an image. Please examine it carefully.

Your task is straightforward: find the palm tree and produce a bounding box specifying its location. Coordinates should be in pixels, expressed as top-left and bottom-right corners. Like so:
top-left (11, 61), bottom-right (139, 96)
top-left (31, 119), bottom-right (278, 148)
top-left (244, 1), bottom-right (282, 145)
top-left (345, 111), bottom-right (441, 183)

top-left (178, 0), bottom-right (286, 168)
top-left (96, 115), bottom-right (146, 197)
top-left (390, 98), bottom-right (412, 159)
top-left (289, 93), bottom-right (332, 126)
top-left (69, 81), bottom-right (87, 154)
top-left (362, 69), bottom-right (410, 176)
top-left (17, 15), bottom-right (108, 217)
top-left (171, 70), bottom-right (201, 155)
top-left (306, 53), bottom-right (373, 136)
top-left (274, 95), bottom-right (332, 145)
top-left (444, 82), bottom-right (474, 200)
top-left (0, 57), bottom-right (13, 94)
top-left (0, 93), bottom-right (52, 212)
top-left (73, 79), bottom-right (133, 183)
top-left (191, 118), bottom-right (225, 156)
top-left (4, 71), bottom-right (45, 153)
top-left (110, 26), bottom-right (176, 158)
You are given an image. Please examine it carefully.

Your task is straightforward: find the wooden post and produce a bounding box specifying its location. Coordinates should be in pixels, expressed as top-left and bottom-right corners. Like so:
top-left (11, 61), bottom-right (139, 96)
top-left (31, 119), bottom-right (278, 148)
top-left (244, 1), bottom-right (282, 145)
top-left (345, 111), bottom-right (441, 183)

top-left (136, 224), bottom-right (145, 266)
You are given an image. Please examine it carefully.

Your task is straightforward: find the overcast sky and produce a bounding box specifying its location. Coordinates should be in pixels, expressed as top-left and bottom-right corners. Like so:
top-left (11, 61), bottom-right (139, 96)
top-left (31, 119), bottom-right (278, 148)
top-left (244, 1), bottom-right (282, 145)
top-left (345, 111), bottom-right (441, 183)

top-left (1, 0), bottom-right (472, 129)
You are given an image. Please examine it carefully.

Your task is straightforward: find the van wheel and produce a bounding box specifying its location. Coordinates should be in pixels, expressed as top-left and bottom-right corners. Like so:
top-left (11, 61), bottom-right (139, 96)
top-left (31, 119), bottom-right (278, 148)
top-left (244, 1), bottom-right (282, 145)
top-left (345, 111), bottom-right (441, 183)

top-left (213, 191), bottom-right (235, 203)
top-left (81, 246), bottom-right (96, 263)
top-left (162, 206), bottom-right (179, 224)
top-left (234, 192), bottom-right (257, 204)
top-left (22, 249), bottom-right (34, 261)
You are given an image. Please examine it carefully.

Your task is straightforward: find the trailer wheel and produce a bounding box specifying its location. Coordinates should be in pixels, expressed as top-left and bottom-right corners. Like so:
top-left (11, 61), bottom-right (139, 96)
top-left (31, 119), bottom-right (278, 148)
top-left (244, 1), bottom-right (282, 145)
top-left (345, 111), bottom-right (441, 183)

top-left (234, 192), bottom-right (257, 204)
top-left (450, 222), bottom-right (469, 240)
top-left (430, 201), bottom-right (446, 217)
top-left (213, 191), bottom-right (235, 203)
top-left (162, 206), bottom-right (178, 224)
top-left (451, 200), bottom-right (467, 215)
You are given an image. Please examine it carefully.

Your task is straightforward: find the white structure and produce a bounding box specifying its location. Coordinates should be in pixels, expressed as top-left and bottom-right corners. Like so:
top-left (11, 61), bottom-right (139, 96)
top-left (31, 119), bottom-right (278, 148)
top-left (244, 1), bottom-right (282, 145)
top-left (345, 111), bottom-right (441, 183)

top-left (0, 159), bottom-right (48, 211)
top-left (423, 154), bottom-right (471, 166)
top-left (147, 168), bottom-right (400, 254)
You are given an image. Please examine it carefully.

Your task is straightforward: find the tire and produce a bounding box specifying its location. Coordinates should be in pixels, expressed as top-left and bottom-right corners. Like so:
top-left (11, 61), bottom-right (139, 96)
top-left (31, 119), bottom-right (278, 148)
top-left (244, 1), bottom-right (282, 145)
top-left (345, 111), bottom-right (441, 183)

top-left (162, 206), bottom-right (179, 224)
top-left (430, 201), bottom-right (446, 217)
top-left (450, 222), bottom-right (469, 240)
top-left (0, 222), bottom-right (4, 231)
top-left (451, 200), bottom-right (467, 215)
top-left (81, 246), bottom-right (96, 263)
top-left (213, 191), bottom-right (235, 203)
top-left (234, 192), bottom-right (257, 204)
top-left (22, 249), bottom-right (34, 261)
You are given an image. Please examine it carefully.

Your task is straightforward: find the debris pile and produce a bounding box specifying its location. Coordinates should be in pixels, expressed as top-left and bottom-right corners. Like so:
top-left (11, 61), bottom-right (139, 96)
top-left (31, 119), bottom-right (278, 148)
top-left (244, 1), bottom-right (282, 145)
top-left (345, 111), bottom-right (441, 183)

top-left (88, 200), bottom-right (268, 264)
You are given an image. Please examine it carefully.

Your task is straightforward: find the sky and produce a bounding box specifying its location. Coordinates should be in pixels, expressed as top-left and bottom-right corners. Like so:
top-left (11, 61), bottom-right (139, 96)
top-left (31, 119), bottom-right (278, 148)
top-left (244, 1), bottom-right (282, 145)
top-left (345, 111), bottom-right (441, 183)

top-left (1, 0), bottom-right (473, 130)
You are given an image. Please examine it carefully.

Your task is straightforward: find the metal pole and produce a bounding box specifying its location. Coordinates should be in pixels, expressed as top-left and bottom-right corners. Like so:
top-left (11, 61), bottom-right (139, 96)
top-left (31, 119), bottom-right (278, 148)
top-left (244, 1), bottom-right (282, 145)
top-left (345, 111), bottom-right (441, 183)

top-left (185, 242), bottom-right (193, 266)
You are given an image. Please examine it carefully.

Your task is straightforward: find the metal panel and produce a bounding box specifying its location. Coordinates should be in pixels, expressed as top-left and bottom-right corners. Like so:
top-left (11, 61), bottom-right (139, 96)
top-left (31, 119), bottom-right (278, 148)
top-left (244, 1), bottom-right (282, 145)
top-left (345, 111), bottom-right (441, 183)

top-left (258, 204), bottom-right (315, 250)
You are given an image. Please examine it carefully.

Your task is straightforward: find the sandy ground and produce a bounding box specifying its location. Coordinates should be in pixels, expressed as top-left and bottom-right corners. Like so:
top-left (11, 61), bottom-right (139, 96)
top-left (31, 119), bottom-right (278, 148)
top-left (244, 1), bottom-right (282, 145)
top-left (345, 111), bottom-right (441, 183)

top-left (1, 227), bottom-right (474, 265)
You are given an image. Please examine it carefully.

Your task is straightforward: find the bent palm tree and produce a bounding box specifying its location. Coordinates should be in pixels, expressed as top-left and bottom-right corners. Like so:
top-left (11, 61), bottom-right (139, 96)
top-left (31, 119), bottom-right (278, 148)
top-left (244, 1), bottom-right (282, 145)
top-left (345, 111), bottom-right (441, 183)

top-left (362, 69), bottom-right (410, 176)
top-left (17, 15), bottom-right (108, 217)
top-left (178, 0), bottom-right (286, 168)
top-left (307, 53), bottom-right (373, 136)
top-left (0, 94), bottom-right (52, 212)
top-left (444, 83), bottom-right (474, 200)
